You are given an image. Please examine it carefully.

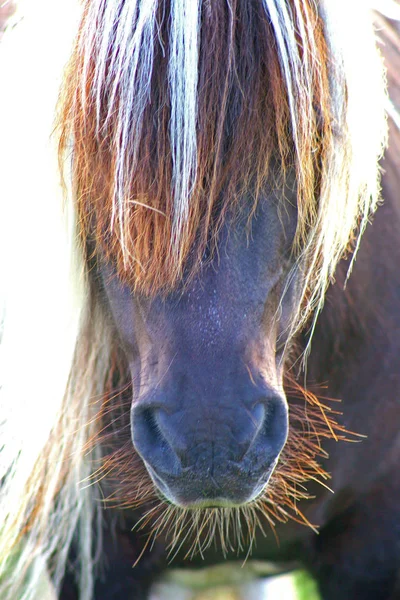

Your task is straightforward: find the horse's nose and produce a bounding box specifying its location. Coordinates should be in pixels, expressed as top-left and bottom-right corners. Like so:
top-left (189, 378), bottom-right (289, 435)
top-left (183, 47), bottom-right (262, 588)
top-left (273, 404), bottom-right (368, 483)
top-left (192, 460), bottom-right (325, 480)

top-left (131, 391), bottom-right (288, 505)
top-left (132, 404), bottom-right (183, 476)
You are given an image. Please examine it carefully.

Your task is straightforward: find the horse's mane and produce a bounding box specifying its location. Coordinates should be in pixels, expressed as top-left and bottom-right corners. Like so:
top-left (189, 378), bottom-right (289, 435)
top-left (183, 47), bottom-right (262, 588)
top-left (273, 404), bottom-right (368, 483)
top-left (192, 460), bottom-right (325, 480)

top-left (0, 1), bottom-right (388, 599)
top-left (58, 0), bottom-right (387, 334)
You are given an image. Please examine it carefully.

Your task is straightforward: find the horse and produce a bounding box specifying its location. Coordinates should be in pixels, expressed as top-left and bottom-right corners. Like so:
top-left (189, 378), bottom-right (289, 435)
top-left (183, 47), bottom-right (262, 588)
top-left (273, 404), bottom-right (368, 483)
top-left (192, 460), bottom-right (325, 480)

top-left (0, 1), bottom-right (399, 599)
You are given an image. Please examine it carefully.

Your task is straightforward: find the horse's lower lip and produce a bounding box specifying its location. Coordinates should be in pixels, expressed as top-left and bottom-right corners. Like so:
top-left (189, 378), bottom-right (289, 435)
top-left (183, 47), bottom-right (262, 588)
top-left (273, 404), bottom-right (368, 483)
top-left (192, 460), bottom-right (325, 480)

top-left (177, 498), bottom-right (246, 509)
top-left (146, 463), bottom-right (272, 508)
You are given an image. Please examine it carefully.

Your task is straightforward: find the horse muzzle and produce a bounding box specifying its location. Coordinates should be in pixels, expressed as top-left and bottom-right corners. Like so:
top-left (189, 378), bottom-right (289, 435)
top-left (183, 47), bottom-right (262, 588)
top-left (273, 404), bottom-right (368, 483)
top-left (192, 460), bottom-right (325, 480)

top-left (131, 388), bottom-right (289, 507)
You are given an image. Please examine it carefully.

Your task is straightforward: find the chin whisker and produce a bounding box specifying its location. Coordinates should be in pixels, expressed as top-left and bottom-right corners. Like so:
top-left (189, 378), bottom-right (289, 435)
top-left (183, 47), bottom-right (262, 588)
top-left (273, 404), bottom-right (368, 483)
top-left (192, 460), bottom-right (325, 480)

top-left (86, 363), bottom-right (357, 560)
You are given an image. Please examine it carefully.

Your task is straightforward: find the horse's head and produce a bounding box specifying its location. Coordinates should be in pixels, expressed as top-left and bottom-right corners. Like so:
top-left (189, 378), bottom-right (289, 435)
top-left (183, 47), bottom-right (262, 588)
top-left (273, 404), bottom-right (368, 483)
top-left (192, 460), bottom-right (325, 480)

top-left (57, 0), bottom-right (386, 533)
top-left (100, 196), bottom-right (298, 508)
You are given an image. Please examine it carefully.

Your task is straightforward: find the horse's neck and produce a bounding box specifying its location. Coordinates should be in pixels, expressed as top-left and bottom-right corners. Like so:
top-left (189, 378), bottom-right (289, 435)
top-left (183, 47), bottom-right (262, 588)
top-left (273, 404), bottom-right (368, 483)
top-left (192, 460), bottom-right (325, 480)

top-left (307, 115), bottom-right (400, 386)
top-left (306, 11), bottom-right (400, 389)
top-left (297, 115), bottom-right (400, 512)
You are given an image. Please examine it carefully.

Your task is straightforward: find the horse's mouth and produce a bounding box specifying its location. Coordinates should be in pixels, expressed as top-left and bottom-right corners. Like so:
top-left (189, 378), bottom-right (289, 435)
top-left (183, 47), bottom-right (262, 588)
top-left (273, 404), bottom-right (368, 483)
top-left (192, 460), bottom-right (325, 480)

top-left (146, 459), bottom-right (276, 510)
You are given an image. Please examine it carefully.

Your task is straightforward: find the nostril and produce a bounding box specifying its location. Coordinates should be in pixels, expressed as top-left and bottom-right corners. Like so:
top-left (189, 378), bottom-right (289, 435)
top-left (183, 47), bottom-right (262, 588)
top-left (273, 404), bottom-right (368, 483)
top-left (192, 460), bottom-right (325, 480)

top-left (263, 396), bottom-right (288, 448)
top-left (141, 408), bottom-right (165, 447)
top-left (132, 407), bottom-right (181, 475)
top-left (239, 402), bottom-right (265, 448)
top-left (243, 394), bottom-right (288, 463)
top-left (249, 402), bottom-right (265, 433)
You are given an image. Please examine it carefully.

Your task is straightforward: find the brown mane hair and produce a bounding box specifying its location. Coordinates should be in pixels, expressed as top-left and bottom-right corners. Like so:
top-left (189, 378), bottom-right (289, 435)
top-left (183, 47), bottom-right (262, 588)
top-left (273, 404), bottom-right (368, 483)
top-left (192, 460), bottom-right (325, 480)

top-left (59, 0), bottom-right (331, 295)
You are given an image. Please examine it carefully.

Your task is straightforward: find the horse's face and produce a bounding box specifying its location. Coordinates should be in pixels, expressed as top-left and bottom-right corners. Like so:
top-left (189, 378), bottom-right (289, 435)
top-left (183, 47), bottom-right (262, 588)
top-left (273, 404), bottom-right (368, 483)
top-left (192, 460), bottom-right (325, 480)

top-left (101, 193), bottom-right (299, 508)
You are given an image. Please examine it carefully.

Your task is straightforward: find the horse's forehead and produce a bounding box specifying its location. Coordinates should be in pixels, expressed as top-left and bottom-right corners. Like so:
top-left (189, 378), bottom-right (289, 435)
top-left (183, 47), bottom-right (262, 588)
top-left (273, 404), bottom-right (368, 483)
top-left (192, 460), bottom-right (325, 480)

top-left (138, 197), bottom-right (295, 318)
